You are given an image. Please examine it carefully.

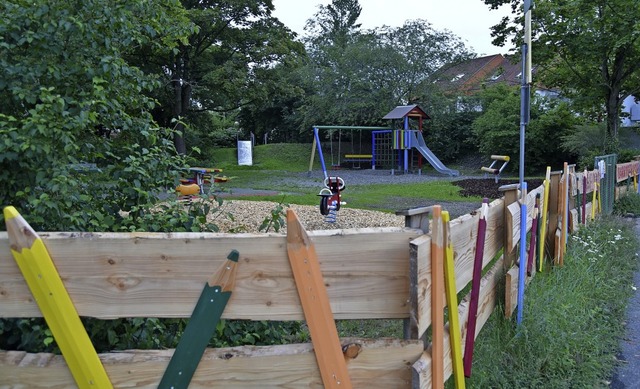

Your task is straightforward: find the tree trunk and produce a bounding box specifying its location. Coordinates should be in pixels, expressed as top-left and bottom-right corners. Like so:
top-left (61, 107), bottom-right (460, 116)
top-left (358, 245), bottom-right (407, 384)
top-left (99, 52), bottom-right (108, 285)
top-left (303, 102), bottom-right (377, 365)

top-left (172, 78), bottom-right (187, 155)
top-left (604, 89), bottom-right (621, 154)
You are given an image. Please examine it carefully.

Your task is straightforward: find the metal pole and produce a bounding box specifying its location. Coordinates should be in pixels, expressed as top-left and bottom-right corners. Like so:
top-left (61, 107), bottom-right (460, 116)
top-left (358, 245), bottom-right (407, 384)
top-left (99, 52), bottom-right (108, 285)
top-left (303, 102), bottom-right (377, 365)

top-left (517, 0), bottom-right (533, 328)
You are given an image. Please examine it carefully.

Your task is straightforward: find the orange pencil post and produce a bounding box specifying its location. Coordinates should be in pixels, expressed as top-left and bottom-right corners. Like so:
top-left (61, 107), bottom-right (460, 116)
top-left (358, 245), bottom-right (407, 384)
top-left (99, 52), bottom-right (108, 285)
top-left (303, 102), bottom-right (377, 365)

top-left (286, 209), bottom-right (352, 389)
top-left (431, 205), bottom-right (445, 389)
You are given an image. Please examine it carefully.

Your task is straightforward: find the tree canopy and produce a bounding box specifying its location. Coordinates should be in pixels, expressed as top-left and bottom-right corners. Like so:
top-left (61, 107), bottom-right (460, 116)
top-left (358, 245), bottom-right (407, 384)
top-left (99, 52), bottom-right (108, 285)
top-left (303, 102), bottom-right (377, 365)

top-left (483, 0), bottom-right (640, 152)
top-left (0, 0), bottom-right (194, 229)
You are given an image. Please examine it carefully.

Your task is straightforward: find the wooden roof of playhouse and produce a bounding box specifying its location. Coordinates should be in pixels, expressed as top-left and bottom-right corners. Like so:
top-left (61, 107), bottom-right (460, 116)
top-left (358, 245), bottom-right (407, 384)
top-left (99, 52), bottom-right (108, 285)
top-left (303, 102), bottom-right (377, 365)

top-left (382, 104), bottom-right (431, 120)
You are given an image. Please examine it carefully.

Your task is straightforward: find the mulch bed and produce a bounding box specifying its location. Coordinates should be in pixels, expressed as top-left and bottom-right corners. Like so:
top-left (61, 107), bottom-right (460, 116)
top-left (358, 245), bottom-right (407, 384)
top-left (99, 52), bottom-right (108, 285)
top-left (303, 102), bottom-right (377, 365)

top-left (454, 178), bottom-right (545, 200)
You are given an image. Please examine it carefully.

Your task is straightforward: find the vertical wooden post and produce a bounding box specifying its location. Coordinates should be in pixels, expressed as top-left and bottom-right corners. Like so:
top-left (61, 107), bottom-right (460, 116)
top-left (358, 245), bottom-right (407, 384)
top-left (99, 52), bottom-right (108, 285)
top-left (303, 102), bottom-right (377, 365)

top-left (499, 184), bottom-right (520, 269)
top-left (396, 206), bottom-right (432, 341)
top-left (547, 171), bottom-right (561, 264)
top-left (430, 206), bottom-right (445, 389)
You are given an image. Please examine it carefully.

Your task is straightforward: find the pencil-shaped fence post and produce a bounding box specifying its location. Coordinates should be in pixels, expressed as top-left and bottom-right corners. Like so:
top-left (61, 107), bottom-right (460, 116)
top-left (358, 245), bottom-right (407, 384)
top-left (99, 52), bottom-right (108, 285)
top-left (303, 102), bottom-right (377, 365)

top-left (539, 167), bottom-right (551, 272)
top-left (582, 169), bottom-right (587, 225)
top-left (591, 182), bottom-right (598, 220)
top-left (286, 209), bottom-right (352, 389)
top-left (159, 250), bottom-right (239, 389)
top-left (3, 206), bottom-right (112, 389)
top-left (442, 211), bottom-right (465, 389)
top-left (527, 194), bottom-right (540, 277)
top-left (463, 198), bottom-right (489, 377)
top-left (431, 205), bottom-right (445, 388)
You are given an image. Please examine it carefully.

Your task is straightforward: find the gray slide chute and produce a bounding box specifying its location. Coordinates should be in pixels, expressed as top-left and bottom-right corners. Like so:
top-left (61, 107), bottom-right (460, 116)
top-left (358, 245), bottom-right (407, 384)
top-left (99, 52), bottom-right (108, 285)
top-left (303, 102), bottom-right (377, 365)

top-left (410, 132), bottom-right (460, 177)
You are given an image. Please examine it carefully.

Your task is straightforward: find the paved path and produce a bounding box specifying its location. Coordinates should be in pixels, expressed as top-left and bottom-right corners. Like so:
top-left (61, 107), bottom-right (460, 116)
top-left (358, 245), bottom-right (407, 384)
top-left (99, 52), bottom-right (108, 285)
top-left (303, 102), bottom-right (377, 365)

top-left (611, 219), bottom-right (640, 389)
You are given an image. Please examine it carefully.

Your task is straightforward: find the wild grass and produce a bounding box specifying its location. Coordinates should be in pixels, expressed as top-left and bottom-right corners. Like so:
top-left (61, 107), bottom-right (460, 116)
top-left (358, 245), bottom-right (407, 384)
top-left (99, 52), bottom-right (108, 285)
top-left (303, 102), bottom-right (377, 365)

top-left (462, 216), bottom-right (639, 388)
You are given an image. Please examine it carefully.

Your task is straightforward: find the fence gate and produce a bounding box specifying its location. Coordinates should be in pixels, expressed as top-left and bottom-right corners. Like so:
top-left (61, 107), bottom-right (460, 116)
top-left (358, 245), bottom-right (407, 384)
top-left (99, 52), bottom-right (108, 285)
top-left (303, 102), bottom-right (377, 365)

top-left (595, 154), bottom-right (617, 215)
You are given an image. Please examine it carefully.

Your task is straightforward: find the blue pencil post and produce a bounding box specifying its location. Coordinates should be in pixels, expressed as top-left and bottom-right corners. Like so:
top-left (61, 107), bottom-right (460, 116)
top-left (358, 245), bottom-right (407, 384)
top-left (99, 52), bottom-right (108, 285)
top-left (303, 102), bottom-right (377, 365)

top-left (517, 182), bottom-right (528, 325)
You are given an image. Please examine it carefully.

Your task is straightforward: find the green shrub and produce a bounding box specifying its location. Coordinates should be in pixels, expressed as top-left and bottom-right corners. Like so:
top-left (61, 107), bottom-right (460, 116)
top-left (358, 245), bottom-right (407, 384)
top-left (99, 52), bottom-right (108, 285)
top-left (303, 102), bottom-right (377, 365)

top-left (614, 192), bottom-right (640, 216)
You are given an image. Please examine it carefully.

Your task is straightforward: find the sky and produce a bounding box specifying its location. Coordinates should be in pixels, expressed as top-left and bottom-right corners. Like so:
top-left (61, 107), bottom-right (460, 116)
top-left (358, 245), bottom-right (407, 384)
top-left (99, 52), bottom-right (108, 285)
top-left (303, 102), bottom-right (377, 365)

top-left (272, 0), bottom-right (513, 56)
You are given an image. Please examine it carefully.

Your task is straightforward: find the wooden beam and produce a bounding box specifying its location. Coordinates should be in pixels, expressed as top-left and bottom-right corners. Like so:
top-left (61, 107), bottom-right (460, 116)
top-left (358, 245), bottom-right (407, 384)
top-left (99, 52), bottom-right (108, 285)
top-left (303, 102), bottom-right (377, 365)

top-left (286, 210), bottom-right (352, 389)
top-left (500, 185), bottom-right (519, 269)
top-left (0, 338), bottom-right (423, 388)
top-left (430, 206), bottom-right (444, 389)
top-left (0, 228), bottom-right (420, 320)
top-left (413, 257), bottom-right (505, 389)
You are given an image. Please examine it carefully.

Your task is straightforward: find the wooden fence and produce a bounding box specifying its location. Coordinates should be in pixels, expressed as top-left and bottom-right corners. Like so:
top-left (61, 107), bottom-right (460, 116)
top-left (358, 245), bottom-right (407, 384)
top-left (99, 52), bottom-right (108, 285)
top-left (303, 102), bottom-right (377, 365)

top-left (0, 160), bottom-right (637, 388)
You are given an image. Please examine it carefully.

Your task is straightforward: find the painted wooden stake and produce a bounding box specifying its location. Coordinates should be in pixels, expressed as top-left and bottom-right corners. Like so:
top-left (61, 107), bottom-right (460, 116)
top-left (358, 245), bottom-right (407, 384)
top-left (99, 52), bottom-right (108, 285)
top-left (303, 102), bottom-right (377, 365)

top-left (431, 205), bottom-right (445, 388)
top-left (592, 182), bottom-right (598, 220)
top-left (527, 194), bottom-right (540, 277)
top-left (559, 162), bottom-right (569, 266)
top-left (286, 209), bottom-right (352, 389)
top-left (582, 169), bottom-right (587, 225)
top-left (159, 250), bottom-right (239, 389)
top-left (576, 175), bottom-right (581, 225)
top-left (442, 211), bottom-right (466, 389)
top-left (3, 206), bottom-right (113, 389)
top-left (463, 198), bottom-right (489, 377)
top-left (539, 167), bottom-right (551, 272)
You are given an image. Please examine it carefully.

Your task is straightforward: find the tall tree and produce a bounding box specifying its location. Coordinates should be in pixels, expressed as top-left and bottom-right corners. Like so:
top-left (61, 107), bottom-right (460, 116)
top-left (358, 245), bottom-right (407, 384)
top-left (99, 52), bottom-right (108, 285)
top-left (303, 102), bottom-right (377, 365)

top-left (139, 0), bottom-right (303, 154)
top-left (0, 0), bottom-right (193, 229)
top-left (483, 0), bottom-right (640, 152)
top-left (297, 10), bottom-right (474, 133)
top-left (305, 0), bottom-right (362, 48)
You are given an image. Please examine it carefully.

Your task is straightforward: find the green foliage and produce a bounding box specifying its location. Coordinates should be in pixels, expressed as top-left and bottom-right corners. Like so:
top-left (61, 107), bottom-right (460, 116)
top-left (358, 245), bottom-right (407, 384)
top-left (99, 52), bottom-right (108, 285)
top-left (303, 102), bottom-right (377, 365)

top-left (484, 0), bottom-right (640, 153)
top-left (466, 217), bottom-right (639, 388)
top-left (212, 320), bottom-right (308, 347)
top-left (140, 0), bottom-right (305, 153)
top-left (614, 192), bottom-right (640, 217)
top-left (293, 2), bottom-right (474, 135)
top-left (473, 84), bottom-right (580, 173)
top-left (259, 198), bottom-right (289, 232)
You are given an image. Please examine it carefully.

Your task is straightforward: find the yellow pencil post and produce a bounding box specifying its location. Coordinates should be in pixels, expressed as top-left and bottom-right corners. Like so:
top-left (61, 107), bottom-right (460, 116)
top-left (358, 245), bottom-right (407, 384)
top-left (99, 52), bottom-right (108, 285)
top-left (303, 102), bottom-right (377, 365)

top-left (442, 211), bottom-right (465, 389)
top-left (538, 166), bottom-right (551, 272)
top-left (591, 182), bottom-right (598, 220)
top-left (598, 182), bottom-right (602, 213)
top-left (3, 207), bottom-right (112, 389)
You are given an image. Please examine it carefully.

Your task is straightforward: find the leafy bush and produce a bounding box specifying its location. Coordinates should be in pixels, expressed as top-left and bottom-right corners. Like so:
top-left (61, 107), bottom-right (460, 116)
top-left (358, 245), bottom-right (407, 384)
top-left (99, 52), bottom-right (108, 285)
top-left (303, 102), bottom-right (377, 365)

top-left (473, 84), bottom-right (580, 173)
top-left (614, 192), bottom-right (640, 216)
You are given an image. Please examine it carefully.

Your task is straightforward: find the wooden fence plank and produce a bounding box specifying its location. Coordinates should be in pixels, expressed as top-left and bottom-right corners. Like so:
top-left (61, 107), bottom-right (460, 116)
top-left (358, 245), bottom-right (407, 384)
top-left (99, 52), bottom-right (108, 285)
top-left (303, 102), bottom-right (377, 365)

top-left (504, 261), bottom-right (536, 318)
top-left (0, 228), bottom-right (420, 320)
top-left (506, 184), bottom-right (545, 252)
top-left (413, 257), bottom-right (505, 389)
top-left (411, 235), bottom-right (431, 339)
top-left (0, 338), bottom-right (423, 388)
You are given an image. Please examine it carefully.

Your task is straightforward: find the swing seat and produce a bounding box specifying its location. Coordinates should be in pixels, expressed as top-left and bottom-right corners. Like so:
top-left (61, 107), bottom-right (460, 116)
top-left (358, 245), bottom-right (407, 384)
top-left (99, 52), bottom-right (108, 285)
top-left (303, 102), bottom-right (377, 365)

top-left (342, 154), bottom-right (372, 169)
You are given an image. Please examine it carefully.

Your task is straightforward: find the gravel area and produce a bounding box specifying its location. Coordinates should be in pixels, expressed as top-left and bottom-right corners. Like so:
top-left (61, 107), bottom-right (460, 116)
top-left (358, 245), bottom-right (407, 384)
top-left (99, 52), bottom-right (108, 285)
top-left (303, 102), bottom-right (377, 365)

top-left (202, 169), bottom-right (491, 233)
top-left (209, 200), bottom-right (407, 233)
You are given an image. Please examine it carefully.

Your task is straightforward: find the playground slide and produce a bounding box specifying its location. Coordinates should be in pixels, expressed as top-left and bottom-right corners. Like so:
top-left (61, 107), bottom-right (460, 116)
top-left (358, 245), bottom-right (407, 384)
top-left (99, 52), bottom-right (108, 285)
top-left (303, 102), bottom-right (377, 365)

top-left (410, 132), bottom-right (460, 177)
